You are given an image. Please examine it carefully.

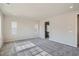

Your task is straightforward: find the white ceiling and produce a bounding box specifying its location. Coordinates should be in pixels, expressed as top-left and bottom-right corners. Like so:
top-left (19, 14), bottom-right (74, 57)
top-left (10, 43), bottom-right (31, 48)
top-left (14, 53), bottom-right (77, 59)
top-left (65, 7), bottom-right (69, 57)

top-left (0, 3), bottom-right (79, 18)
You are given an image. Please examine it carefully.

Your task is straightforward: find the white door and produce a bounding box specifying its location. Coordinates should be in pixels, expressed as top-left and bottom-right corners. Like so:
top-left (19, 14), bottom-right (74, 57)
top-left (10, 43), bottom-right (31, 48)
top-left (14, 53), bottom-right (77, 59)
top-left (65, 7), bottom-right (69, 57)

top-left (0, 15), bottom-right (2, 48)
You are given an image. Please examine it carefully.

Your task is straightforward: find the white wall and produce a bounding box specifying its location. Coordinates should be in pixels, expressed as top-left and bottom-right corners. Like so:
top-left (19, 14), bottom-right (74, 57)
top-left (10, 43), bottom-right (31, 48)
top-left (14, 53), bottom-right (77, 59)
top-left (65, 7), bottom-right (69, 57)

top-left (4, 16), bottom-right (40, 42)
top-left (39, 11), bottom-right (77, 47)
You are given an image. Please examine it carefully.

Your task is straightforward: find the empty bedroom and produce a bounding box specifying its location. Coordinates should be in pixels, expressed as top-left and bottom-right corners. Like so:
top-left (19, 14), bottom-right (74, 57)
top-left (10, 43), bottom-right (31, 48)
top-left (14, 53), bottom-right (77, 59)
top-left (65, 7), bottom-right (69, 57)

top-left (0, 3), bottom-right (79, 56)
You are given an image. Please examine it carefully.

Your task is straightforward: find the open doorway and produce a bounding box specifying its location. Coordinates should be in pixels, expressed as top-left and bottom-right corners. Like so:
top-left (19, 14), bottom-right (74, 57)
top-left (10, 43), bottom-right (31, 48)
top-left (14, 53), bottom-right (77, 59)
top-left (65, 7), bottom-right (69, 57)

top-left (77, 15), bottom-right (79, 47)
top-left (45, 21), bottom-right (50, 39)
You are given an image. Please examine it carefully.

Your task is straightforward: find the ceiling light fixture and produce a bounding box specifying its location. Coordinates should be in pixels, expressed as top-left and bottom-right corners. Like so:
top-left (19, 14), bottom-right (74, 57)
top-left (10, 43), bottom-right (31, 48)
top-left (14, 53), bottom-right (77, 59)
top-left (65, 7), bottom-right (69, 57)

top-left (69, 6), bottom-right (73, 9)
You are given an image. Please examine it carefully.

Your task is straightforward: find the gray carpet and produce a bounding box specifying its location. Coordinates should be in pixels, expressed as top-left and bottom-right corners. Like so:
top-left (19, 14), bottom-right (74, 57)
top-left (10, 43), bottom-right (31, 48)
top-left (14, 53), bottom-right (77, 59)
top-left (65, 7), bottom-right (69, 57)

top-left (0, 38), bottom-right (79, 56)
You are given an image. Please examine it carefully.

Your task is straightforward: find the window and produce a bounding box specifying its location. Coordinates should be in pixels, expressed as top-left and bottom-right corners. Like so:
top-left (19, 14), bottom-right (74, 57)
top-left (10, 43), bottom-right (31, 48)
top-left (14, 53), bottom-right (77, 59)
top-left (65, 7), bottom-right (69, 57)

top-left (11, 21), bottom-right (17, 35)
top-left (35, 24), bottom-right (38, 33)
